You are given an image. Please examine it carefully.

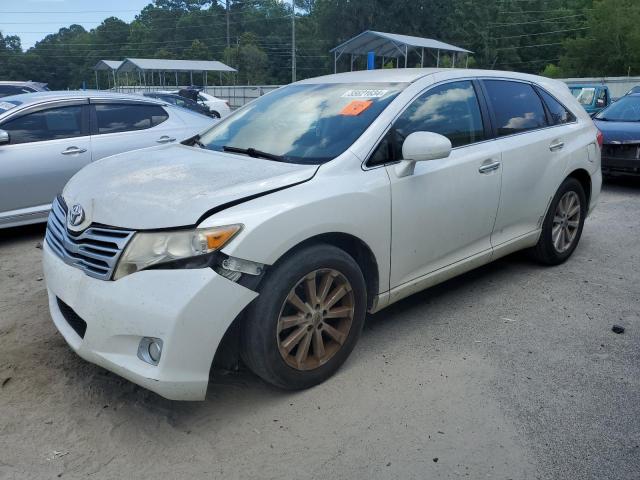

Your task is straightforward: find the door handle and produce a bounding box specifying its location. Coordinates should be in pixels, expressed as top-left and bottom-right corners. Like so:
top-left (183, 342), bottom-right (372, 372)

top-left (61, 146), bottom-right (87, 155)
top-left (478, 161), bottom-right (501, 174)
top-left (549, 141), bottom-right (565, 152)
top-left (156, 136), bottom-right (176, 144)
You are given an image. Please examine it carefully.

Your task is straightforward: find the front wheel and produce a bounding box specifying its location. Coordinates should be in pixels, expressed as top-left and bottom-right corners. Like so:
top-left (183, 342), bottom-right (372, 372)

top-left (531, 177), bottom-right (587, 265)
top-left (240, 244), bottom-right (367, 389)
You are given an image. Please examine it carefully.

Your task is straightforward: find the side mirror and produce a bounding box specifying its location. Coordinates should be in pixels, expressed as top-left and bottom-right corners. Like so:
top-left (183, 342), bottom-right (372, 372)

top-left (0, 129), bottom-right (9, 145)
top-left (396, 131), bottom-right (452, 177)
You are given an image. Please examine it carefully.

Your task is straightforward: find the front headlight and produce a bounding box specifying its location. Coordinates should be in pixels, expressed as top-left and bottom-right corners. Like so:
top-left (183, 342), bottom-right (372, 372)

top-left (113, 224), bottom-right (242, 280)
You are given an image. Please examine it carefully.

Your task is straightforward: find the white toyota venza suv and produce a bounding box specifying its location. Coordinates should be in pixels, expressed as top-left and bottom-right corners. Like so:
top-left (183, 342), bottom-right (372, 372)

top-left (43, 69), bottom-right (602, 400)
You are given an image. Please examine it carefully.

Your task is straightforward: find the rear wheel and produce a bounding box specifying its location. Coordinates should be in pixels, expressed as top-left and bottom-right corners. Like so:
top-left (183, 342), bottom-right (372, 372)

top-left (240, 244), bottom-right (367, 389)
top-left (210, 110), bottom-right (221, 119)
top-left (531, 177), bottom-right (586, 265)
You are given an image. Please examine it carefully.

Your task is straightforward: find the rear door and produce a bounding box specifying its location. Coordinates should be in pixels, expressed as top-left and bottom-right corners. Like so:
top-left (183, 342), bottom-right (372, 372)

top-left (482, 79), bottom-right (575, 246)
top-left (0, 101), bottom-right (91, 215)
top-left (89, 100), bottom-right (183, 160)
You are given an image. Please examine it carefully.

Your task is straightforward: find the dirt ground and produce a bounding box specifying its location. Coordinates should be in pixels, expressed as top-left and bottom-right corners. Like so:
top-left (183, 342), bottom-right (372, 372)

top-left (1, 179), bottom-right (639, 480)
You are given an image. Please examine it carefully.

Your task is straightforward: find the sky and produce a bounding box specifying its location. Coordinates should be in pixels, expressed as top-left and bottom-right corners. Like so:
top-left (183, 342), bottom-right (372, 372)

top-left (0, 0), bottom-right (153, 50)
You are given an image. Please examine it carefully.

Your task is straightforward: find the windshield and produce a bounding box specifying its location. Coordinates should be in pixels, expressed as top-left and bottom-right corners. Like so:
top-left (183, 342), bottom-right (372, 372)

top-left (595, 95), bottom-right (640, 122)
top-left (199, 82), bottom-right (405, 164)
top-left (0, 100), bottom-right (21, 115)
top-left (570, 87), bottom-right (596, 105)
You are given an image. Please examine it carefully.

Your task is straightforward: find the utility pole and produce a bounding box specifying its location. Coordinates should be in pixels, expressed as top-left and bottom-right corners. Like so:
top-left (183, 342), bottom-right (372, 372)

top-left (291, 0), bottom-right (296, 83)
top-left (226, 0), bottom-right (230, 49)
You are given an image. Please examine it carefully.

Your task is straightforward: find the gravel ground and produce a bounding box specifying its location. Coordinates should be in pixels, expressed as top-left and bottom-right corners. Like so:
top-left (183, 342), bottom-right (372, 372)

top-left (0, 179), bottom-right (638, 480)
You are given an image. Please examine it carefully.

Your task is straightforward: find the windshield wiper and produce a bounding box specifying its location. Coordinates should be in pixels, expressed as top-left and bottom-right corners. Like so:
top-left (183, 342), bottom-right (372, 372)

top-left (223, 145), bottom-right (286, 162)
top-left (182, 133), bottom-right (205, 148)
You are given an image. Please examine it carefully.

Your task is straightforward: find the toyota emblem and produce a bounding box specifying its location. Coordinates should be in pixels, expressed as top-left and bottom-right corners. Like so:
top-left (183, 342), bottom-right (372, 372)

top-left (68, 204), bottom-right (85, 227)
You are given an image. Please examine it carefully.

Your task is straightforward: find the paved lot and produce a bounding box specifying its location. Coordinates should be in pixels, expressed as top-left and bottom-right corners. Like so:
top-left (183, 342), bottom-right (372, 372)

top-left (1, 179), bottom-right (639, 480)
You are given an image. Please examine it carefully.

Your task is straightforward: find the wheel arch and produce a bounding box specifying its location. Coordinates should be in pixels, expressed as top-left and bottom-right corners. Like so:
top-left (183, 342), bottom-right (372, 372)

top-left (566, 168), bottom-right (592, 206)
top-left (210, 231), bottom-right (380, 373)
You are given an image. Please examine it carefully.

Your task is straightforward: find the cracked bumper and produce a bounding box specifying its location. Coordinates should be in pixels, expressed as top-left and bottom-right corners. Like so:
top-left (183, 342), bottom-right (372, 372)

top-left (43, 242), bottom-right (258, 400)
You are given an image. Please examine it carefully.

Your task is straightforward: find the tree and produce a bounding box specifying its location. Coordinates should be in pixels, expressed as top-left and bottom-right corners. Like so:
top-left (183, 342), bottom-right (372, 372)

top-left (559, 0), bottom-right (640, 76)
top-left (224, 33), bottom-right (268, 84)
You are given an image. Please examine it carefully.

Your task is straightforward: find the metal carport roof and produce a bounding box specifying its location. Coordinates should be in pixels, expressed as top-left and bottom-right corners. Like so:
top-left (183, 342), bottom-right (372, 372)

top-left (330, 30), bottom-right (472, 71)
top-left (92, 60), bottom-right (123, 71)
top-left (117, 58), bottom-right (236, 73)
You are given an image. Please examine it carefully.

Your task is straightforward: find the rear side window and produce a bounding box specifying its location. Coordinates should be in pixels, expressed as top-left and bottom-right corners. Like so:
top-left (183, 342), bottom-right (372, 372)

top-left (538, 89), bottom-right (576, 125)
top-left (484, 80), bottom-right (548, 136)
top-left (0, 105), bottom-right (85, 144)
top-left (94, 103), bottom-right (169, 134)
top-left (394, 80), bottom-right (486, 149)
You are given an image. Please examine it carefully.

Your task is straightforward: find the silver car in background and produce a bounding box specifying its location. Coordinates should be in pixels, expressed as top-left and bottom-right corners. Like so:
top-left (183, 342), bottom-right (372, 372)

top-left (0, 91), bottom-right (216, 228)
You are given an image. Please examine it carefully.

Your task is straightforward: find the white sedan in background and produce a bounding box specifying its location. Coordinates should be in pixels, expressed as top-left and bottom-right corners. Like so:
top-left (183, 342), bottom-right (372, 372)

top-left (43, 69), bottom-right (601, 400)
top-left (158, 90), bottom-right (231, 118)
top-left (0, 91), bottom-right (216, 228)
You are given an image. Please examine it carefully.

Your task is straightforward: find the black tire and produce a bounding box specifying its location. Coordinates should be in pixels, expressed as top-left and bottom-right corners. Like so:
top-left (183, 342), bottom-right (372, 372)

top-left (531, 177), bottom-right (587, 265)
top-left (240, 244), bottom-right (367, 389)
top-left (211, 111), bottom-right (221, 119)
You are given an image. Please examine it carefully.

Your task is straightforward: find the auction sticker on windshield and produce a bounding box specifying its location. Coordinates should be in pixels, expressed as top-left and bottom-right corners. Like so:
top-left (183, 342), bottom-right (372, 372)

top-left (342, 89), bottom-right (389, 98)
top-left (340, 100), bottom-right (373, 116)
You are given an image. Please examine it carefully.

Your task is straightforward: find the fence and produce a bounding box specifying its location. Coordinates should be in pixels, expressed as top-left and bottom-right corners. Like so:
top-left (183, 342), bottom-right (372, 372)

top-left (116, 85), bottom-right (282, 108)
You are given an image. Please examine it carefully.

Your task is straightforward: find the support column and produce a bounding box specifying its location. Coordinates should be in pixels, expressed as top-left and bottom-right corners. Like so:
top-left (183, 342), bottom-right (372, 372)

top-left (437, 50), bottom-right (440, 67)
top-left (404, 45), bottom-right (408, 68)
top-left (95, 71), bottom-right (99, 90)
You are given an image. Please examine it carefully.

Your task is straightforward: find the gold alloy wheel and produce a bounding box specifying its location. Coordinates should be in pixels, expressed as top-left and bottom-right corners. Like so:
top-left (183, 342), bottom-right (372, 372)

top-left (552, 191), bottom-right (581, 253)
top-left (276, 269), bottom-right (355, 371)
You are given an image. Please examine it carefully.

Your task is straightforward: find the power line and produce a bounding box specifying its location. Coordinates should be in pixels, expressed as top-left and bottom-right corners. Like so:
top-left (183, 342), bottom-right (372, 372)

top-left (495, 42), bottom-right (564, 51)
top-left (493, 27), bottom-right (588, 40)
top-left (490, 14), bottom-right (586, 27)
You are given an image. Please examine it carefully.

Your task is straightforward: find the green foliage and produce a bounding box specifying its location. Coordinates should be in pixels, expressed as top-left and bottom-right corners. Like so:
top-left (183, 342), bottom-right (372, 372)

top-left (0, 0), bottom-right (637, 88)
top-left (542, 63), bottom-right (563, 78)
top-left (559, 0), bottom-right (640, 77)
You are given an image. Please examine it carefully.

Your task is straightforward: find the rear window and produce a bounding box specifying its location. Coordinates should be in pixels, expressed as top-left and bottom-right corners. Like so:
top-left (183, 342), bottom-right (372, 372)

top-left (94, 103), bottom-right (169, 134)
top-left (570, 87), bottom-right (596, 106)
top-left (484, 80), bottom-right (548, 137)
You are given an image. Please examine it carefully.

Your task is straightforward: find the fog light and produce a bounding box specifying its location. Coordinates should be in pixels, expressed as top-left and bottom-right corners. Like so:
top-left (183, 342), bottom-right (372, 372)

top-left (137, 337), bottom-right (163, 366)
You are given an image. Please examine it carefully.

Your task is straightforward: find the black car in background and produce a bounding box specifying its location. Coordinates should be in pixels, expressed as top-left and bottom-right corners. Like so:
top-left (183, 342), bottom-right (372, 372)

top-left (593, 93), bottom-right (640, 177)
top-left (143, 92), bottom-right (214, 118)
top-left (0, 81), bottom-right (49, 97)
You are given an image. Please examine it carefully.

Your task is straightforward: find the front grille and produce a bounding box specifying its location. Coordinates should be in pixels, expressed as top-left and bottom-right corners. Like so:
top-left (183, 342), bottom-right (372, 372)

top-left (56, 297), bottom-right (87, 338)
top-left (45, 196), bottom-right (134, 281)
top-left (602, 144), bottom-right (640, 160)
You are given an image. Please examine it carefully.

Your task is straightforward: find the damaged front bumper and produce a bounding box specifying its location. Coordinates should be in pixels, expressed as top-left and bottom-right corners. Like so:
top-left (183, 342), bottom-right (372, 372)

top-left (43, 242), bottom-right (258, 401)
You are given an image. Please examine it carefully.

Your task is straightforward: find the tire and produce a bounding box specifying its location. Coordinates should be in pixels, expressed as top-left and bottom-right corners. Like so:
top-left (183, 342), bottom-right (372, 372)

top-left (240, 244), bottom-right (367, 390)
top-left (531, 177), bottom-right (587, 265)
top-left (211, 111), bottom-right (221, 119)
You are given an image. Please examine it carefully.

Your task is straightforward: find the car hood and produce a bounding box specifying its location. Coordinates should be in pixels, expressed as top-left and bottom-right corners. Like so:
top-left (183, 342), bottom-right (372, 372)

top-left (62, 144), bottom-right (318, 230)
top-left (593, 119), bottom-right (640, 144)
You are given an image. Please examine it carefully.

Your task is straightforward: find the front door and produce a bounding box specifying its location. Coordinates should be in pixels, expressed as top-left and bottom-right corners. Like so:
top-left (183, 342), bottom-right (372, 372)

top-left (0, 102), bottom-right (91, 217)
top-left (384, 80), bottom-right (502, 288)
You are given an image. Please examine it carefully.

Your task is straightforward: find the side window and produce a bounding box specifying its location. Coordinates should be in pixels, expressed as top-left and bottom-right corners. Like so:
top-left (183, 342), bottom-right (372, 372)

top-left (0, 105), bottom-right (84, 145)
top-left (394, 80), bottom-right (486, 150)
top-left (537, 89), bottom-right (576, 125)
top-left (94, 104), bottom-right (169, 135)
top-left (484, 80), bottom-right (548, 137)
